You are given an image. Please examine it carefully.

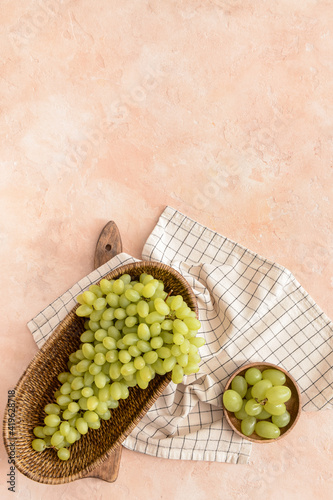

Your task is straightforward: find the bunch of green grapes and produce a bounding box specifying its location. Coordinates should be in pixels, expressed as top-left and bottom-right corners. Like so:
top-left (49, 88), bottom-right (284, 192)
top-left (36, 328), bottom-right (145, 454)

top-left (223, 367), bottom-right (292, 439)
top-left (32, 272), bottom-right (205, 460)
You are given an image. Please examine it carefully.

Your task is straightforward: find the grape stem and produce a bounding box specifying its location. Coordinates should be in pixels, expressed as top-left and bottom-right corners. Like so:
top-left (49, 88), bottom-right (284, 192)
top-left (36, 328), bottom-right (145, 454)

top-left (255, 398), bottom-right (268, 405)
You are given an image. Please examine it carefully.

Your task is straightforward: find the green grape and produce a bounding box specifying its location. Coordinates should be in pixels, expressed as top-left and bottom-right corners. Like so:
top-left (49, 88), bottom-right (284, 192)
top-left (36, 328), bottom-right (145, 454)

top-left (256, 408), bottom-right (272, 420)
top-left (173, 319), bottom-right (189, 335)
top-left (100, 319), bottom-right (113, 330)
top-left (94, 328), bottom-right (108, 342)
top-left (76, 359), bottom-right (91, 373)
top-left (82, 343), bottom-right (95, 360)
top-left (102, 336), bottom-right (117, 350)
top-left (124, 314), bottom-right (136, 328)
top-left (223, 390), bottom-right (243, 412)
top-left (107, 326), bottom-right (121, 340)
top-left (125, 288), bottom-right (141, 302)
top-left (137, 323), bottom-right (150, 341)
top-left (89, 363), bottom-right (102, 375)
top-left (189, 337), bottom-right (205, 348)
top-left (78, 397), bottom-right (88, 411)
top-left (161, 319), bottom-right (173, 330)
top-left (231, 376), bottom-right (248, 398)
top-left (44, 414), bottom-right (61, 427)
top-left (241, 416), bottom-right (256, 436)
top-left (102, 308), bottom-right (115, 321)
top-left (128, 345), bottom-right (141, 357)
top-left (163, 356), bottom-right (177, 372)
top-left (150, 337), bottom-right (164, 350)
top-left (272, 411), bottom-right (291, 428)
top-left (245, 387), bottom-right (253, 400)
top-left (99, 279), bottom-right (113, 294)
top-left (43, 425), bottom-right (57, 436)
top-left (118, 350), bottom-right (132, 364)
top-left (120, 361), bottom-right (137, 376)
top-left (89, 320), bottom-right (100, 332)
top-left (71, 377), bottom-right (84, 391)
top-left (137, 340), bottom-right (152, 353)
top-left (177, 353), bottom-right (188, 368)
top-left (110, 382), bottom-right (122, 400)
top-left (94, 297), bottom-right (107, 310)
top-left (137, 300), bottom-right (149, 318)
top-left (76, 418), bottom-right (88, 435)
top-left (154, 298), bottom-right (170, 315)
top-left (83, 411), bottom-right (99, 423)
top-left (123, 333), bottom-right (139, 346)
top-left (44, 403), bottom-right (61, 415)
top-left (161, 332), bottom-right (174, 345)
top-left (171, 364), bottom-right (184, 384)
top-left (251, 379), bottom-right (272, 400)
top-left (150, 322), bottom-right (161, 337)
top-left (142, 283), bottom-right (157, 298)
top-left (60, 421), bottom-right (70, 436)
top-left (94, 352), bottom-right (106, 366)
top-left (180, 339), bottom-right (190, 354)
top-left (66, 427), bottom-right (78, 444)
top-left (143, 351), bottom-right (159, 365)
top-left (170, 295), bottom-right (183, 310)
top-left (80, 330), bottom-right (95, 343)
top-left (136, 370), bottom-right (149, 389)
top-left (255, 421), bottom-right (280, 439)
top-left (264, 401), bottom-right (286, 416)
top-left (134, 356), bottom-right (146, 370)
top-left (151, 358), bottom-right (166, 375)
top-left (68, 402), bottom-right (80, 413)
top-left (113, 279), bottom-right (125, 295)
top-left (57, 447), bottom-right (71, 460)
top-left (146, 312), bottom-right (165, 324)
top-left (234, 400), bottom-right (249, 420)
top-left (58, 372), bottom-right (69, 384)
top-left (95, 372), bottom-right (108, 389)
top-left (244, 367), bottom-right (262, 385)
top-left (90, 308), bottom-right (105, 322)
top-left (81, 386), bottom-right (94, 398)
top-left (244, 399), bottom-right (264, 416)
top-left (33, 426), bottom-right (46, 438)
top-left (87, 396), bottom-right (99, 411)
top-left (32, 439), bottom-right (47, 452)
top-left (51, 431), bottom-right (65, 448)
top-left (262, 369), bottom-right (286, 386)
top-left (133, 282), bottom-right (144, 294)
top-left (173, 333), bottom-right (185, 346)
top-left (82, 291), bottom-right (97, 305)
top-left (96, 402), bottom-right (108, 415)
top-left (140, 365), bottom-right (154, 383)
top-left (106, 293), bottom-right (120, 308)
top-left (76, 304), bottom-right (94, 317)
top-left (156, 346), bottom-right (171, 359)
top-left (266, 386), bottom-right (292, 405)
top-left (119, 273), bottom-right (131, 284)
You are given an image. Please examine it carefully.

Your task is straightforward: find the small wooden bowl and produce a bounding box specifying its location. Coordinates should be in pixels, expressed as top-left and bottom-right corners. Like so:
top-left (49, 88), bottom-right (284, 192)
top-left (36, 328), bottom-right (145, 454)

top-left (223, 362), bottom-right (301, 443)
top-left (3, 261), bottom-right (198, 484)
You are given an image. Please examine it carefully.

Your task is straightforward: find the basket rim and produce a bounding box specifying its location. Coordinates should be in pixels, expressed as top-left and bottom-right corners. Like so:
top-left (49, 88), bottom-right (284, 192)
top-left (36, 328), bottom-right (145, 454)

top-left (3, 260), bottom-right (198, 484)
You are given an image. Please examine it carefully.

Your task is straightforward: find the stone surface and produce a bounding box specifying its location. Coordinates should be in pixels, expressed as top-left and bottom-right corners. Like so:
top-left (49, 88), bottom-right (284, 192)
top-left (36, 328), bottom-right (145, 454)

top-left (1, 1), bottom-right (333, 499)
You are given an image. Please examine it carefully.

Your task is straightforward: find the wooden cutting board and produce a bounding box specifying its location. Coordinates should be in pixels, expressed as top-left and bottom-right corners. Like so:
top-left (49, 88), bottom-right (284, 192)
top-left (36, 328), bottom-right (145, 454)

top-left (82, 221), bottom-right (123, 482)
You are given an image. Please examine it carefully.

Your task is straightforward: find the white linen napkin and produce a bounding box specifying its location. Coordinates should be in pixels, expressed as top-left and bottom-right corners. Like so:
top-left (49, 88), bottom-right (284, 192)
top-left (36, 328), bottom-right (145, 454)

top-left (28, 206), bottom-right (333, 464)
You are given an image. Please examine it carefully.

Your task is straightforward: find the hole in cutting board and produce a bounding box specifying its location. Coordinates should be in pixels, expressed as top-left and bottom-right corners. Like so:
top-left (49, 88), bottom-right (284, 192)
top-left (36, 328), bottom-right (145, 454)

top-left (105, 244), bottom-right (112, 251)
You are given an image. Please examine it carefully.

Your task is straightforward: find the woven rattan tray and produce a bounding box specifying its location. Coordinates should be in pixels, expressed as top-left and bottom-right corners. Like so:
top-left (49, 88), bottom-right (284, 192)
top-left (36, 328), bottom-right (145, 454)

top-left (3, 260), bottom-right (198, 484)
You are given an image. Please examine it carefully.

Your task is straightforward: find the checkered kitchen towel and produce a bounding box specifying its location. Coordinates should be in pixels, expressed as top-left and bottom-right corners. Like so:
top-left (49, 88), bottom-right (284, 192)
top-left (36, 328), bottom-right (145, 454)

top-left (28, 206), bottom-right (333, 464)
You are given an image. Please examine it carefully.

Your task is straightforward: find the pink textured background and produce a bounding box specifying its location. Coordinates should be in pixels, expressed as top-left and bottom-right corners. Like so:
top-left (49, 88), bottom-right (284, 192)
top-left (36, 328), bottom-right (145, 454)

top-left (1, 1), bottom-right (333, 499)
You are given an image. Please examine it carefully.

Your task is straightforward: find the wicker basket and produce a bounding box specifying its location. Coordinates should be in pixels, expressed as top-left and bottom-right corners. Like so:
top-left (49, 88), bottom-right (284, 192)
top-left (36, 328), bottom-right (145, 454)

top-left (3, 261), bottom-right (198, 484)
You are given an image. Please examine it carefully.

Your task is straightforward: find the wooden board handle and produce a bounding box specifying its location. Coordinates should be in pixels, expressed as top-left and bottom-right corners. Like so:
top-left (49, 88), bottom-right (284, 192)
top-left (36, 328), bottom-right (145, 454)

top-left (82, 221), bottom-right (123, 482)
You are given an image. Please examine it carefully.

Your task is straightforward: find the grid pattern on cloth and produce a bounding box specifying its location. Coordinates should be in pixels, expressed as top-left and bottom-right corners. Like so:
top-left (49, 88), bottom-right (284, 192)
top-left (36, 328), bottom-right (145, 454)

top-left (27, 206), bottom-right (333, 465)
